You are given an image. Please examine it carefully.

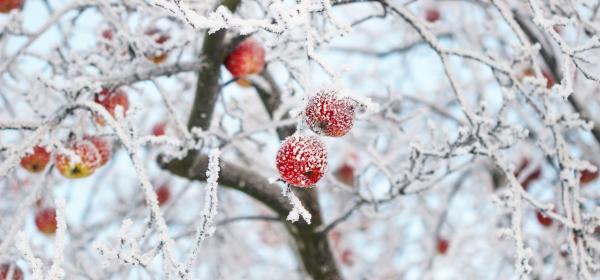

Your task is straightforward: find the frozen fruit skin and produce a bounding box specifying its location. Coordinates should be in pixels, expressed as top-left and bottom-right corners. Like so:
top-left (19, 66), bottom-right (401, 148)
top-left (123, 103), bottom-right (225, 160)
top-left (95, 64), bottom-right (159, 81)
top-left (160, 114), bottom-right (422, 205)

top-left (436, 238), bottom-right (449, 254)
top-left (152, 121), bottom-right (167, 136)
top-left (101, 29), bottom-right (113, 40)
top-left (335, 163), bottom-right (355, 186)
top-left (580, 168), bottom-right (598, 185)
top-left (145, 29), bottom-right (170, 64)
top-left (55, 140), bottom-right (101, 179)
top-left (0, 263), bottom-right (23, 280)
top-left (35, 207), bottom-right (57, 234)
top-left (224, 37), bottom-right (265, 78)
top-left (425, 8), bottom-right (440, 23)
top-left (276, 134), bottom-right (327, 187)
top-left (536, 211), bottom-right (553, 227)
top-left (0, 0), bottom-right (23, 13)
top-left (304, 89), bottom-right (356, 137)
top-left (20, 145), bottom-right (51, 173)
top-left (156, 184), bottom-right (170, 206)
top-left (94, 88), bottom-right (129, 125)
top-left (83, 135), bottom-right (112, 166)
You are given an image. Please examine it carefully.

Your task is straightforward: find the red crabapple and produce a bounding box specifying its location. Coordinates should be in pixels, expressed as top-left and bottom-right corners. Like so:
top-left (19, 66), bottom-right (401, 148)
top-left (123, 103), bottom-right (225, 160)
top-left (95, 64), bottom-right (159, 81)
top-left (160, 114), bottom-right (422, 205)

top-left (156, 184), bottom-right (170, 206)
top-left (101, 29), bottom-right (113, 41)
top-left (20, 145), bottom-right (50, 173)
top-left (340, 249), bottom-right (355, 266)
top-left (55, 140), bottom-right (101, 179)
top-left (224, 37), bottom-right (265, 83)
top-left (83, 135), bottom-right (112, 167)
top-left (580, 168), bottom-right (598, 185)
top-left (436, 238), bottom-right (449, 255)
top-left (145, 28), bottom-right (170, 64)
top-left (94, 87), bottom-right (129, 125)
top-left (35, 207), bottom-right (57, 234)
top-left (276, 134), bottom-right (327, 187)
top-left (536, 211), bottom-right (553, 227)
top-left (0, 0), bottom-right (23, 13)
top-left (304, 89), bottom-right (356, 137)
top-left (152, 121), bottom-right (167, 136)
top-left (335, 163), bottom-right (355, 186)
top-left (425, 8), bottom-right (440, 23)
top-left (0, 263), bottom-right (23, 280)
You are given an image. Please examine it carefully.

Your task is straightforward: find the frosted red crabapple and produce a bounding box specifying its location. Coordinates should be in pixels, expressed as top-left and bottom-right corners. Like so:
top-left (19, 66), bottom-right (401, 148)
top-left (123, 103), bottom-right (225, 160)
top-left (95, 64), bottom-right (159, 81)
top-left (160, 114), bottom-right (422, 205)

top-left (20, 145), bottom-right (51, 173)
top-left (224, 37), bottom-right (265, 87)
top-left (94, 87), bottom-right (129, 125)
top-left (83, 135), bottom-right (112, 167)
top-left (580, 168), bottom-right (598, 185)
top-left (35, 207), bottom-right (57, 234)
top-left (304, 89), bottom-right (356, 137)
top-left (425, 8), bottom-right (440, 23)
top-left (55, 139), bottom-right (101, 179)
top-left (0, 0), bottom-right (23, 13)
top-left (536, 211), bottom-right (553, 227)
top-left (156, 184), bottom-right (170, 206)
top-left (144, 28), bottom-right (170, 64)
top-left (276, 134), bottom-right (327, 187)
top-left (436, 238), bottom-right (449, 254)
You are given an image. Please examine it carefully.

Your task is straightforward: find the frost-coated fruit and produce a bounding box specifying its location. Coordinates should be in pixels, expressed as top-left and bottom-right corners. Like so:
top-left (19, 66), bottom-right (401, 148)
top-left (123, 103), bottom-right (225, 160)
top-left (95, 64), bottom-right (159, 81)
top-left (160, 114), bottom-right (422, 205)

top-left (156, 184), bottom-right (170, 206)
top-left (0, 0), bottom-right (23, 13)
top-left (55, 140), bottom-right (101, 179)
top-left (305, 89), bottom-right (356, 137)
top-left (94, 88), bottom-right (129, 125)
top-left (276, 134), bottom-right (327, 187)
top-left (536, 211), bottom-right (553, 227)
top-left (35, 207), bottom-right (57, 234)
top-left (225, 38), bottom-right (265, 78)
top-left (20, 145), bottom-right (51, 173)
top-left (145, 29), bottom-right (170, 64)
top-left (83, 135), bottom-right (112, 167)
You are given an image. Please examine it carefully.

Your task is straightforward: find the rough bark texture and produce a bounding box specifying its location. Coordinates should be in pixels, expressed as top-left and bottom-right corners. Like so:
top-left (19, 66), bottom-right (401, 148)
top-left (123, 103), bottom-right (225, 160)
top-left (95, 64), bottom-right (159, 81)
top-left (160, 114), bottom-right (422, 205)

top-left (161, 1), bottom-right (342, 279)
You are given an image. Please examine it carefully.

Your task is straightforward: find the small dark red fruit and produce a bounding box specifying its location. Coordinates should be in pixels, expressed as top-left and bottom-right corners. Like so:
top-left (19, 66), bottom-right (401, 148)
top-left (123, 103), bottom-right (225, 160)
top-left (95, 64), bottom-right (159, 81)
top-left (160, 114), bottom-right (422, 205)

top-left (20, 145), bottom-right (51, 173)
top-left (101, 29), bottom-right (113, 41)
top-left (304, 89), bottom-right (356, 137)
top-left (35, 207), bottom-right (57, 234)
top-left (0, 263), bottom-right (23, 280)
top-left (436, 238), bottom-right (449, 255)
top-left (0, 0), bottom-right (23, 13)
top-left (156, 184), bottom-right (170, 206)
top-left (276, 134), bottom-right (327, 187)
top-left (425, 8), bottom-right (440, 23)
top-left (340, 249), bottom-right (354, 266)
top-left (152, 121), bottom-right (167, 136)
top-left (580, 168), bottom-right (598, 185)
top-left (335, 163), bottom-right (355, 186)
top-left (536, 211), bottom-right (553, 227)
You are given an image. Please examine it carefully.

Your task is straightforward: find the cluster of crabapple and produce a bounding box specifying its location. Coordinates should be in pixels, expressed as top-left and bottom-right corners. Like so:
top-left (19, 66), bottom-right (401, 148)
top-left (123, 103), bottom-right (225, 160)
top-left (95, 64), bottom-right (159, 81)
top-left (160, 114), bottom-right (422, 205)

top-left (0, 0), bottom-right (23, 14)
top-left (99, 27), bottom-right (171, 64)
top-left (276, 89), bottom-right (357, 188)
